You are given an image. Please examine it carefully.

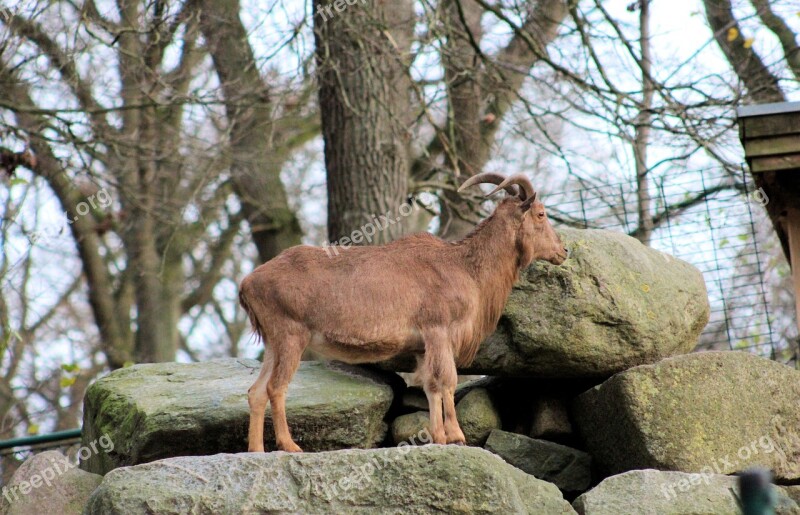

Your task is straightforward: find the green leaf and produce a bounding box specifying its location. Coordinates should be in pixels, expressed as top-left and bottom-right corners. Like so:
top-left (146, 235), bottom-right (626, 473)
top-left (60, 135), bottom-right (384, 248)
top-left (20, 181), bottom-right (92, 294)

top-left (27, 424), bottom-right (39, 435)
top-left (9, 177), bottom-right (28, 187)
top-left (60, 376), bottom-right (77, 388)
top-left (60, 363), bottom-right (80, 373)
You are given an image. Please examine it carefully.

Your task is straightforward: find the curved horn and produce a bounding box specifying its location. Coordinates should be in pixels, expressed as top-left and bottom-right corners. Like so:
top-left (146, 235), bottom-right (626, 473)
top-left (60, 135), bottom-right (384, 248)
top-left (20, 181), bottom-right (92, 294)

top-left (457, 173), bottom-right (519, 196)
top-left (485, 173), bottom-right (536, 202)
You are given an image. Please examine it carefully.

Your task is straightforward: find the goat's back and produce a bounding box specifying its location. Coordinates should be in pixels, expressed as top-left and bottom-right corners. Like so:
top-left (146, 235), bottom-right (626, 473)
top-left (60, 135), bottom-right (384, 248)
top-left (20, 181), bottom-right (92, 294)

top-left (240, 233), bottom-right (481, 356)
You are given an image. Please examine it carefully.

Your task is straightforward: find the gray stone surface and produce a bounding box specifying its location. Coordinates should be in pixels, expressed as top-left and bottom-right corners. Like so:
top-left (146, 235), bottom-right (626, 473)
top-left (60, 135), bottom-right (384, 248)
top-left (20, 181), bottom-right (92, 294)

top-left (572, 469), bottom-right (800, 515)
top-left (85, 446), bottom-right (577, 514)
top-left (81, 359), bottom-right (396, 474)
top-left (485, 429), bottom-right (591, 493)
top-left (572, 351), bottom-right (800, 481)
top-left (0, 451), bottom-right (101, 515)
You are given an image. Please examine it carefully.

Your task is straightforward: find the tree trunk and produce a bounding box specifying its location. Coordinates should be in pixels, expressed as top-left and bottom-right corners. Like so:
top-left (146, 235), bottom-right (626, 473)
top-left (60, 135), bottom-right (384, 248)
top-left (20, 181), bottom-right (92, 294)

top-left (633, 0), bottom-right (654, 245)
top-left (703, 0), bottom-right (795, 260)
top-left (439, 0), bottom-right (488, 239)
top-left (314, 0), bottom-right (415, 244)
top-left (198, 0), bottom-right (303, 264)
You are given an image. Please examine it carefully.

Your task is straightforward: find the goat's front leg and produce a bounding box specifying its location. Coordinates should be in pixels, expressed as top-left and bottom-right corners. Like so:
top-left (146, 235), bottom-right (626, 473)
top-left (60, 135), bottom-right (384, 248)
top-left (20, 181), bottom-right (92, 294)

top-left (442, 384), bottom-right (466, 445)
top-left (420, 328), bottom-right (462, 445)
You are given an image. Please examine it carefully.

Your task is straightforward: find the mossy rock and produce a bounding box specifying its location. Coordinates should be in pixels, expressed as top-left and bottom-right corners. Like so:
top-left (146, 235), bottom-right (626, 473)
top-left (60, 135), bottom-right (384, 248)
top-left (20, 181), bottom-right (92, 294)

top-left (485, 430), bottom-right (591, 494)
top-left (391, 411), bottom-right (431, 445)
top-left (572, 351), bottom-right (800, 481)
top-left (456, 388), bottom-right (501, 446)
top-left (81, 359), bottom-right (396, 475)
top-left (85, 446), bottom-right (577, 514)
top-left (382, 228), bottom-right (709, 377)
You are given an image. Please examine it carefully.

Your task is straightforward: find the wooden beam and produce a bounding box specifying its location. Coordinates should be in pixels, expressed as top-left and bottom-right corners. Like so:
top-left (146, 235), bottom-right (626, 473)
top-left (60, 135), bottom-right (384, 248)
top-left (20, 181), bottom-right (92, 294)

top-left (788, 208), bottom-right (800, 342)
top-left (749, 155), bottom-right (800, 173)
top-left (742, 113), bottom-right (800, 138)
top-left (744, 134), bottom-right (800, 157)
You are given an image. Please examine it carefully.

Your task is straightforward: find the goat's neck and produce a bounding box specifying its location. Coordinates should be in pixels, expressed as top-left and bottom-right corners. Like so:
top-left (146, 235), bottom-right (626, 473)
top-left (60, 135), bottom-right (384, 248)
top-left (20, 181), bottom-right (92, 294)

top-left (459, 212), bottom-right (521, 313)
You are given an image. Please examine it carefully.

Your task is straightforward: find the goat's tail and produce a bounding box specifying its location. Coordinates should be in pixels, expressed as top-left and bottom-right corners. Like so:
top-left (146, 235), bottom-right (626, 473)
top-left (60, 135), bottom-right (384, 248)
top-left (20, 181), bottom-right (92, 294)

top-left (239, 287), bottom-right (266, 346)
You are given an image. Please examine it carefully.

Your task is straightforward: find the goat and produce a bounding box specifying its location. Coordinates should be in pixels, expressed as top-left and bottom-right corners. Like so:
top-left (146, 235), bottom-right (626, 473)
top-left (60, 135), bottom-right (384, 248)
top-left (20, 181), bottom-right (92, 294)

top-left (238, 173), bottom-right (568, 452)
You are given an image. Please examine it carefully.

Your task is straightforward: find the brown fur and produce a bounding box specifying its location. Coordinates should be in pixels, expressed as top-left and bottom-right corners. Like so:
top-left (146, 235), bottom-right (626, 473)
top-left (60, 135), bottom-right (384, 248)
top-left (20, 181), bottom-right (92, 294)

top-left (239, 192), bottom-right (567, 452)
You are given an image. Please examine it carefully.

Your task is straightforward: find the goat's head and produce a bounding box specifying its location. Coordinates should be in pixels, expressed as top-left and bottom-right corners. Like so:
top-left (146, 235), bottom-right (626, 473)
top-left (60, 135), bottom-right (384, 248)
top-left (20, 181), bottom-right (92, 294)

top-left (458, 172), bottom-right (568, 267)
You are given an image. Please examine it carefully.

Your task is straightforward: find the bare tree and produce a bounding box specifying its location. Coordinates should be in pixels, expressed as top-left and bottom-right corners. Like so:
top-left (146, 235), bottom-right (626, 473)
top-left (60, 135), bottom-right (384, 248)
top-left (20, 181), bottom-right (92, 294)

top-left (313, 0), bottom-right (415, 244)
top-left (0, 1), bottom-right (312, 366)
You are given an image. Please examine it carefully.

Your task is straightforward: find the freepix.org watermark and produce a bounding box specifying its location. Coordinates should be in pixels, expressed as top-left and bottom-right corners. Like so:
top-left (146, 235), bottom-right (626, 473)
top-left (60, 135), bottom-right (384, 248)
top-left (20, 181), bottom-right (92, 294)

top-left (29, 187), bottom-right (112, 245)
top-left (661, 435), bottom-right (776, 500)
top-left (314, 0), bottom-right (367, 23)
top-left (323, 197), bottom-right (421, 257)
top-left (2, 434), bottom-right (114, 505)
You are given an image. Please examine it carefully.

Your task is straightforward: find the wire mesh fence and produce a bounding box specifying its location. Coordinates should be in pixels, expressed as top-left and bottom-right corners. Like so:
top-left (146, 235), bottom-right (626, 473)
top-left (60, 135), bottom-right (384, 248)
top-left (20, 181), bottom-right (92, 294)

top-left (545, 170), bottom-right (797, 363)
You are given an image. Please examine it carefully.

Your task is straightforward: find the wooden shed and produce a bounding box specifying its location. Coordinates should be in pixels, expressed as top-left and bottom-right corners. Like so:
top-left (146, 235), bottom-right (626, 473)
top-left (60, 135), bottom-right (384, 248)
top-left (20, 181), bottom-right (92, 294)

top-left (737, 101), bottom-right (800, 338)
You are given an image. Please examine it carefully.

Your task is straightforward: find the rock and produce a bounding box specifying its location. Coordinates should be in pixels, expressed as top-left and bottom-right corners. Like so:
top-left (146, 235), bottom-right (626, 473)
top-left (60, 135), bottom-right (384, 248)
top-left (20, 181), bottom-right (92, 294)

top-left (84, 446), bottom-right (577, 514)
top-left (391, 389), bottom-right (501, 446)
top-left (381, 228), bottom-right (709, 377)
top-left (485, 430), bottom-right (591, 494)
top-left (531, 394), bottom-right (573, 440)
top-left (81, 359), bottom-right (396, 475)
top-left (455, 388), bottom-right (502, 446)
top-left (391, 411), bottom-right (431, 445)
top-left (572, 469), bottom-right (800, 515)
top-left (454, 377), bottom-right (595, 437)
top-left (0, 451), bottom-right (102, 515)
top-left (572, 351), bottom-right (800, 481)
top-left (786, 486), bottom-right (800, 506)
top-left (400, 388), bottom-right (429, 412)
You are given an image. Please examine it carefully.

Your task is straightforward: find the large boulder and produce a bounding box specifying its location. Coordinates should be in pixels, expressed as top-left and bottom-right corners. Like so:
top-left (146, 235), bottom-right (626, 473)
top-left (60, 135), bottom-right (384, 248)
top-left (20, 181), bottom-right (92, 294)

top-left (485, 430), bottom-right (592, 494)
top-left (572, 351), bottom-right (800, 481)
top-left (572, 469), bottom-right (800, 515)
top-left (84, 446), bottom-right (577, 514)
top-left (0, 451), bottom-right (101, 515)
top-left (382, 228), bottom-right (709, 377)
top-left (81, 359), bottom-right (397, 475)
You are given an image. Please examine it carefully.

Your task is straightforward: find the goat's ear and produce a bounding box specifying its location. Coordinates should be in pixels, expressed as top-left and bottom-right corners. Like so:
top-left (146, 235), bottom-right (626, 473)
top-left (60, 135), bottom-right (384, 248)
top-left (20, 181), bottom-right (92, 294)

top-left (520, 193), bottom-right (537, 212)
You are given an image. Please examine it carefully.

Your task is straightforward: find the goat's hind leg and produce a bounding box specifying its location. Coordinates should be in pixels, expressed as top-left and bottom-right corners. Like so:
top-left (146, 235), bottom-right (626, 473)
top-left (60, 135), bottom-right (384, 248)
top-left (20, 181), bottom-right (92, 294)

top-left (268, 333), bottom-right (305, 452)
top-left (248, 345), bottom-right (274, 452)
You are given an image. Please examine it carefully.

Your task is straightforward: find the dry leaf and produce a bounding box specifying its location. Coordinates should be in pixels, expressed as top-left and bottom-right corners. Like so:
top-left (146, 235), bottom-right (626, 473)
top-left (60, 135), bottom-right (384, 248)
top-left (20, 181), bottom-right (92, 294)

top-left (727, 27), bottom-right (739, 42)
top-left (743, 37), bottom-right (754, 49)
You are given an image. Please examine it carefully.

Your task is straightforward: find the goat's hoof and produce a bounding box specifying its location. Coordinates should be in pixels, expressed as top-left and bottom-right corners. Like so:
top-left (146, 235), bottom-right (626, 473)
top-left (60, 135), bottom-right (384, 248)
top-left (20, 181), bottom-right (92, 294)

top-left (280, 442), bottom-right (303, 453)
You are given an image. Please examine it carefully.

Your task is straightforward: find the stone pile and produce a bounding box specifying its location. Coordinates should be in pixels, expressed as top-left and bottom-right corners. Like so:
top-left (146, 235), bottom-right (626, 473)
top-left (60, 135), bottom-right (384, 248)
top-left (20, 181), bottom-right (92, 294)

top-left (9, 228), bottom-right (800, 514)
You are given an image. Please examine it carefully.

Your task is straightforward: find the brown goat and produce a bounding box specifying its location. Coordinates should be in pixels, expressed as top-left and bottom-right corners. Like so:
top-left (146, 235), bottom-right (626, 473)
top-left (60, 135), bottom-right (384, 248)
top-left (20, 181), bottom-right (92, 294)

top-left (239, 173), bottom-right (567, 452)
